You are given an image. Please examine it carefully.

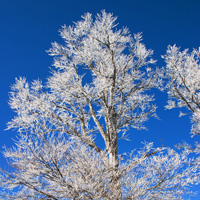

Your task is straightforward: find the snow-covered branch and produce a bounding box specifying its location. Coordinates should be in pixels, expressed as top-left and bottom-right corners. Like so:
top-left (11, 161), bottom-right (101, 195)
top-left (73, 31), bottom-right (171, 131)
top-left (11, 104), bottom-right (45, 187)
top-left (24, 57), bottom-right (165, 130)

top-left (163, 45), bottom-right (200, 135)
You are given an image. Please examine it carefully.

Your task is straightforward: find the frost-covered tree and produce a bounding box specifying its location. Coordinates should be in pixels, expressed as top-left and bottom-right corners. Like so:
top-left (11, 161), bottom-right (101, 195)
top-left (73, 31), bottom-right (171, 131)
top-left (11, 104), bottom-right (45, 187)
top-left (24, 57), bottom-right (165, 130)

top-left (162, 45), bottom-right (200, 187)
top-left (0, 11), bottom-right (199, 199)
top-left (1, 131), bottom-right (198, 199)
top-left (163, 45), bottom-right (200, 135)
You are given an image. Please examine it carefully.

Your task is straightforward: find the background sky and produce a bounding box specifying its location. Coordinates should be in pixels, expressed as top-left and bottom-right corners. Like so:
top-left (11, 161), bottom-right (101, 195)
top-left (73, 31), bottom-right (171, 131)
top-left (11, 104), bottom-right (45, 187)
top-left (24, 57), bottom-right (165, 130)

top-left (0, 0), bottom-right (200, 198)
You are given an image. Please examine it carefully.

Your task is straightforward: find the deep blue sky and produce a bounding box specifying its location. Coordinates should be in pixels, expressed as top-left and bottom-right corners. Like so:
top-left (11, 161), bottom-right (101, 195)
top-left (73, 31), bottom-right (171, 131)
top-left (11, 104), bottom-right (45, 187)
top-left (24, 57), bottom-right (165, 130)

top-left (0, 0), bottom-right (200, 198)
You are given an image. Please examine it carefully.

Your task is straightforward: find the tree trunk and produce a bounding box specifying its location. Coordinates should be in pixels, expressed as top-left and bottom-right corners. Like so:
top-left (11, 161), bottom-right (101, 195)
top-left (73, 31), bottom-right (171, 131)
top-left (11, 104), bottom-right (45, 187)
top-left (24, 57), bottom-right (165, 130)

top-left (107, 137), bottom-right (122, 199)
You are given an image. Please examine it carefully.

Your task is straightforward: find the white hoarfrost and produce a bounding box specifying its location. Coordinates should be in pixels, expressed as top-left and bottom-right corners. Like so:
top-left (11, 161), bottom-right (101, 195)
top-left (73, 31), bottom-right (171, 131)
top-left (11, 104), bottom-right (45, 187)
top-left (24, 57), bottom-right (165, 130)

top-left (0, 11), bottom-right (199, 199)
top-left (1, 132), bottom-right (198, 199)
top-left (163, 45), bottom-right (200, 135)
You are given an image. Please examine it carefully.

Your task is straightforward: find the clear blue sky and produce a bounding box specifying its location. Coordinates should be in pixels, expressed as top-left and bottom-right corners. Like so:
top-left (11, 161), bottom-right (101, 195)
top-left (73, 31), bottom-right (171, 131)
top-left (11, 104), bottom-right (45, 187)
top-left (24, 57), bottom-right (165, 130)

top-left (0, 0), bottom-right (200, 198)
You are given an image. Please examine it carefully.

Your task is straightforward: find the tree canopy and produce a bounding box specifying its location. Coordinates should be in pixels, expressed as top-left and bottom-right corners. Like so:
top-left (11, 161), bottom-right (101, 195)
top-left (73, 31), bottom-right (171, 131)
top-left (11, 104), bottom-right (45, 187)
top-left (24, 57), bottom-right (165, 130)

top-left (0, 11), bottom-right (199, 200)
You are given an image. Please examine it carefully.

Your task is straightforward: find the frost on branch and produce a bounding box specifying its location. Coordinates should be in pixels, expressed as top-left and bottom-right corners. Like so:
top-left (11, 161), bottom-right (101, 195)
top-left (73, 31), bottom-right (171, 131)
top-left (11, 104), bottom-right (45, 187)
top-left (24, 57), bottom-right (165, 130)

top-left (0, 133), bottom-right (110, 199)
top-left (8, 10), bottom-right (160, 168)
top-left (1, 11), bottom-right (200, 199)
top-left (0, 132), bottom-right (199, 199)
top-left (163, 45), bottom-right (200, 135)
